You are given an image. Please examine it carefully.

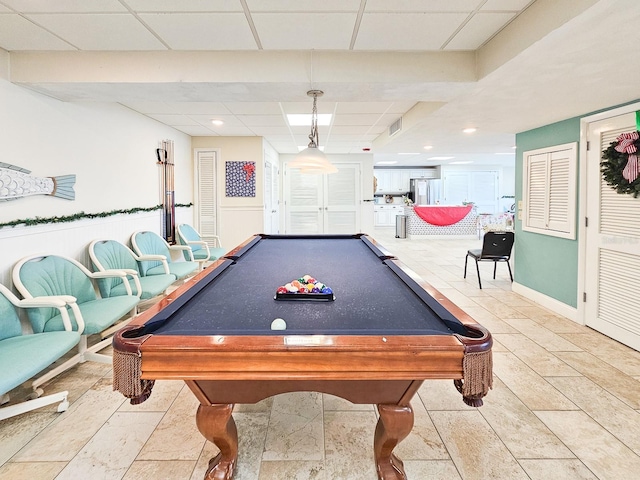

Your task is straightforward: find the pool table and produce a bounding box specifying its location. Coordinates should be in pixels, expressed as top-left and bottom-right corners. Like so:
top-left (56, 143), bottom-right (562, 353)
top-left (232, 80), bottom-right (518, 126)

top-left (113, 234), bottom-right (492, 480)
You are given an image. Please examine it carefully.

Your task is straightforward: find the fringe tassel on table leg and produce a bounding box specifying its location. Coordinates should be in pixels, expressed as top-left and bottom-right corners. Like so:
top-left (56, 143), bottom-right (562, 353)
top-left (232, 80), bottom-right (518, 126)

top-left (112, 349), bottom-right (155, 405)
top-left (460, 350), bottom-right (493, 407)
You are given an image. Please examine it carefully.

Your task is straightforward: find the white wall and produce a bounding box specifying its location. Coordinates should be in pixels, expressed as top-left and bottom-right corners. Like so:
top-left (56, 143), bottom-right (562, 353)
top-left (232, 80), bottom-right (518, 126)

top-left (0, 79), bottom-right (192, 287)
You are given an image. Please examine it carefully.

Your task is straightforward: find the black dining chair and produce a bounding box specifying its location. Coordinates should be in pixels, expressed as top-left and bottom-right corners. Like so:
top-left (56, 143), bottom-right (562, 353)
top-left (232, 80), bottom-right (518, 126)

top-left (464, 231), bottom-right (514, 289)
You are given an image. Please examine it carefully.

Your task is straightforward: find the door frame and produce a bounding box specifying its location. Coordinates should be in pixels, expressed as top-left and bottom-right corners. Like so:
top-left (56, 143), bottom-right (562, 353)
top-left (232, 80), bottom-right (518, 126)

top-left (577, 101), bottom-right (640, 328)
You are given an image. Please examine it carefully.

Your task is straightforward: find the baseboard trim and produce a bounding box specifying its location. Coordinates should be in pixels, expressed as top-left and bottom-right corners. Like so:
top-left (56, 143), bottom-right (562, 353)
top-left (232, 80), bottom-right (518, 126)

top-left (512, 282), bottom-right (581, 324)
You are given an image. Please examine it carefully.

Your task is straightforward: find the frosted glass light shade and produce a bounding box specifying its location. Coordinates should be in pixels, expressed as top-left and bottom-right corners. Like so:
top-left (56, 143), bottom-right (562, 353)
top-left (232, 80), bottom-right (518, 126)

top-left (290, 146), bottom-right (338, 174)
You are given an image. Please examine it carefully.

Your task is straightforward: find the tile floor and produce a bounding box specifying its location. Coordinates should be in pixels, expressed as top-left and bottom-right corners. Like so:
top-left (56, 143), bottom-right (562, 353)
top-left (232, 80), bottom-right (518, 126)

top-left (2, 228), bottom-right (640, 480)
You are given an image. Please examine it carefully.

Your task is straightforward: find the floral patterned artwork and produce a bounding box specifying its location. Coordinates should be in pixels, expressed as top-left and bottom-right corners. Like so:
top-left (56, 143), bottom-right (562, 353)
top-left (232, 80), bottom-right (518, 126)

top-left (225, 161), bottom-right (256, 197)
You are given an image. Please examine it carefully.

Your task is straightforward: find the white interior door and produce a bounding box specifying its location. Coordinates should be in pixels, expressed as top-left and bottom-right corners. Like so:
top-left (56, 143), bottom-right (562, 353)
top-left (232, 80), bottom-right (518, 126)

top-left (263, 152), bottom-right (279, 234)
top-left (325, 164), bottom-right (360, 233)
top-left (285, 167), bottom-right (323, 234)
top-left (585, 112), bottom-right (640, 351)
top-left (285, 163), bottom-right (360, 234)
top-left (194, 149), bottom-right (218, 245)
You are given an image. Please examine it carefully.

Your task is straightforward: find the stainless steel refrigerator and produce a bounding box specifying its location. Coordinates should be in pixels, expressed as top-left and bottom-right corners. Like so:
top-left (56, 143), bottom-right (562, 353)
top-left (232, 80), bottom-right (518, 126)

top-left (409, 178), bottom-right (442, 205)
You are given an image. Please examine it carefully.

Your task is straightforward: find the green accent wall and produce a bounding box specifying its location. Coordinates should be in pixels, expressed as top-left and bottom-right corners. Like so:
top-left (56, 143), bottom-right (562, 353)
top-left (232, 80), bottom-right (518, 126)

top-left (515, 118), bottom-right (581, 308)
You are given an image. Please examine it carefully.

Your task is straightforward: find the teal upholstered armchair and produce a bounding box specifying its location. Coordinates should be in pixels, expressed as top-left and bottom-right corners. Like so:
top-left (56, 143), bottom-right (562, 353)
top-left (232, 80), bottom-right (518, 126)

top-left (12, 254), bottom-right (139, 369)
top-left (130, 231), bottom-right (198, 280)
top-left (176, 224), bottom-right (226, 270)
top-left (0, 283), bottom-right (81, 420)
top-left (88, 239), bottom-right (177, 303)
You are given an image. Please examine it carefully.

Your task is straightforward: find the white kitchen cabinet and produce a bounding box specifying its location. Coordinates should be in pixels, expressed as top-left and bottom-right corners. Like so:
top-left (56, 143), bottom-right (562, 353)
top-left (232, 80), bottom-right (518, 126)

top-left (374, 205), bottom-right (405, 226)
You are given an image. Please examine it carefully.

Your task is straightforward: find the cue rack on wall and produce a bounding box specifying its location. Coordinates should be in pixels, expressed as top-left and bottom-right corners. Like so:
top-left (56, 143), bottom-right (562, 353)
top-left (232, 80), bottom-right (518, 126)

top-left (157, 139), bottom-right (175, 243)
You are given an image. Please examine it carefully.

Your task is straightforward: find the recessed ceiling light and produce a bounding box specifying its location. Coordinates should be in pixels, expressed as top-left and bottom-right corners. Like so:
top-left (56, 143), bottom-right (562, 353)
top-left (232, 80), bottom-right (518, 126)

top-left (211, 119), bottom-right (224, 126)
top-left (423, 145), bottom-right (433, 150)
top-left (288, 114), bottom-right (332, 126)
top-left (428, 156), bottom-right (454, 160)
top-left (462, 128), bottom-right (477, 134)
top-left (376, 161), bottom-right (398, 165)
top-left (450, 161), bottom-right (473, 165)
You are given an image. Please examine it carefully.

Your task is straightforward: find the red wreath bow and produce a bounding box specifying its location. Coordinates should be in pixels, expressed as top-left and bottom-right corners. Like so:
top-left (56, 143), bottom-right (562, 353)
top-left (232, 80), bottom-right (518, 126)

top-left (614, 131), bottom-right (640, 182)
top-left (243, 163), bottom-right (255, 182)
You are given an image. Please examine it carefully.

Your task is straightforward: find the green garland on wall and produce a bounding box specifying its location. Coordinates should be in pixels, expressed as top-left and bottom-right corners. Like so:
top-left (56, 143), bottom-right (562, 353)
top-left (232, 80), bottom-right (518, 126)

top-left (0, 203), bottom-right (193, 230)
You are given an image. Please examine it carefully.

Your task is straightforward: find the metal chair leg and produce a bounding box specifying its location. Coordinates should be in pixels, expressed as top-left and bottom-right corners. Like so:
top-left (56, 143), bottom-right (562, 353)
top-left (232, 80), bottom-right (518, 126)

top-left (506, 260), bottom-right (513, 282)
top-left (475, 258), bottom-right (482, 289)
top-left (493, 261), bottom-right (497, 279)
top-left (464, 254), bottom-right (469, 278)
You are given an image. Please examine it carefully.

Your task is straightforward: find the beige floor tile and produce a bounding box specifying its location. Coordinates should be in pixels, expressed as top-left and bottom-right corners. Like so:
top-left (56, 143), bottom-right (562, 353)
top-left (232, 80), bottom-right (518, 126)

top-left (0, 461), bottom-right (66, 480)
top-left (418, 379), bottom-right (476, 411)
top-left (258, 460), bottom-right (326, 479)
top-left (478, 379), bottom-right (574, 459)
top-left (403, 460), bottom-right (462, 479)
top-left (190, 437), bottom-right (219, 480)
top-left (430, 410), bottom-right (529, 479)
top-left (395, 394), bottom-right (449, 460)
top-left (546, 376), bottom-right (640, 455)
top-left (323, 410), bottom-right (378, 480)
top-left (503, 318), bottom-right (583, 351)
top-left (11, 379), bottom-right (125, 462)
top-left (234, 397), bottom-right (273, 413)
top-left (512, 305), bottom-right (587, 331)
top-left (493, 333), bottom-right (580, 377)
top-left (518, 459), bottom-right (597, 479)
top-left (492, 352), bottom-right (577, 411)
top-left (435, 287), bottom-right (480, 308)
top-left (117, 379), bottom-right (184, 412)
top-left (535, 410), bottom-right (640, 479)
top-left (55, 411), bottom-right (163, 480)
top-left (0, 411), bottom-right (60, 464)
top-left (136, 386), bottom-right (204, 461)
top-left (122, 460), bottom-right (196, 479)
top-left (559, 332), bottom-right (640, 376)
top-left (461, 306), bottom-right (520, 334)
top-left (472, 296), bottom-right (528, 319)
top-left (322, 394), bottom-right (374, 412)
top-left (484, 290), bottom-right (534, 307)
top-left (555, 351), bottom-right (640, 409)
top-left (263, 392), bottom-right (324, 461)
top-left (229, 412), bottom-right (271, 480)
top-left (491, 338), bottom-right (509, 352)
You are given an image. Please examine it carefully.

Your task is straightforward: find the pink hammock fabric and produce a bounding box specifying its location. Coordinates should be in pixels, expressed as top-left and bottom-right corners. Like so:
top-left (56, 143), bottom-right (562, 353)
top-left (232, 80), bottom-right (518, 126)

top-left (413, 205), bottom-right (473, 226)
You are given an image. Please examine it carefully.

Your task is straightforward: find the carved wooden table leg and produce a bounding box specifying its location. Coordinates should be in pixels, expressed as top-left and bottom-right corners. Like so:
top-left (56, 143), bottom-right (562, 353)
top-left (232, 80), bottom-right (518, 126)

top-left (373, 403), bottom-right (414, 480)
top-left (196, 403), bottom-right (238, 480)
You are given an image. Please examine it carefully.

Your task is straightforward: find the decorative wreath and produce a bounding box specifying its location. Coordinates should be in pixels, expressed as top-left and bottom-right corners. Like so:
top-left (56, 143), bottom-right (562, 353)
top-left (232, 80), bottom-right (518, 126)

top-left (601, 130), bottom-right (640, 197)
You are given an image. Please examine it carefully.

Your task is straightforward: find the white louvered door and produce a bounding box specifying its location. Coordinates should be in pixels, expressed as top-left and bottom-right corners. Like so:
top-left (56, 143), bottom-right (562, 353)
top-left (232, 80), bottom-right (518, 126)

top-left (285, 164), bottom-right (360, 234)
top-left (324, 164), bottom-right (360, 233)
top-left (194, 150), bottom-right (218, 245)
top-left (585, 113), bottom-right (640, 350)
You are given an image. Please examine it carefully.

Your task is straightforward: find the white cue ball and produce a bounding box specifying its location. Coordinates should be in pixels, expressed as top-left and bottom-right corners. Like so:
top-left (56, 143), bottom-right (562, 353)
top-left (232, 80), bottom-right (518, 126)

top-left (271, 318), bottom-right (287, 330)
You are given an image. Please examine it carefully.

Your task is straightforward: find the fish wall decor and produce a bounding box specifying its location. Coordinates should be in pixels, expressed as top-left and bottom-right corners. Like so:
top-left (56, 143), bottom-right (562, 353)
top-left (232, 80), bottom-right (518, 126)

top-left (0, 162), bottom-right (75, 201)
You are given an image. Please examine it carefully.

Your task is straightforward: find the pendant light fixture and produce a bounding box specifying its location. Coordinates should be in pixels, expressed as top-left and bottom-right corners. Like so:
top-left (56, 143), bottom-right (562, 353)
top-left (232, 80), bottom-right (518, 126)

top-left (289, 90), bottom-right (338, 174)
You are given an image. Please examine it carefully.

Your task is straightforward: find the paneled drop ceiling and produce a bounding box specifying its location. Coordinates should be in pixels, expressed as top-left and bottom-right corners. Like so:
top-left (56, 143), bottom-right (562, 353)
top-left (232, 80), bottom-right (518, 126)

top-left (1, 0), bottom-right (639, 167)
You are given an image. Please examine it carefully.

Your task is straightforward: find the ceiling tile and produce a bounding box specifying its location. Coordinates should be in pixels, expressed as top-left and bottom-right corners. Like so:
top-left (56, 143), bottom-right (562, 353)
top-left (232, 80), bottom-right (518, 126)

top-left (123, 0), bottom-right (242, 12)
top-left (249, 126), bottom-right (292, 135)
top-left (335, 102), bottom-right (395, 114)
top-left (281, 101), bottom-right (337, 115)
top-left (175, 125), bottom-right (218, 136)
top-left (445, 12), bottom-right (516, 50)
top-left (1, 0), bottom-right (127, 13)
top-left (140, 13), bottom-right (256, 50)
top-left (365, 0), bottom-right (481, 13)
top-left (246, 0), bottom-right (361, 12)
top-left (223, 102), bottom-right (282, 115)
top-left (252, 13), bottom-right (356, 50)
top-left (163, 102), bottom-right (231, 115)
top-left (332, 113), bottom-right (394, 126)
top-left (237, 114), bottom-right (287, 127)
top-left (482, 0), bottom-right (534, 11)
top-left (0, 5), bottom-right (11, 12)
top-left (147, 114), bottom-right (199, 126)
top-left (0, 14), bottom-right (75, 50)
top-left (120, 101), bottom-right (176, 114)
top-left (188, 114), bottom-right (245, 127)
top-left (355, 13), bottom-right (469, 50)
top-left (26, 14), bottom-right (166, 50)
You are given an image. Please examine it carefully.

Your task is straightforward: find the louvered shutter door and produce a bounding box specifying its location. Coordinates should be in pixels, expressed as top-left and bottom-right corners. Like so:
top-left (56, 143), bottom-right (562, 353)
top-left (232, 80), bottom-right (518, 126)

top-left (547, 150), bottom-right (572, 233)
top-left (525, 153), bottom-right (548, 229)
top-left (286, 168), bottom-right (323, 233)
top-left (326, 164), bottom-right (359, 233)
top-left (196, 151), bottom-right (218, 245)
